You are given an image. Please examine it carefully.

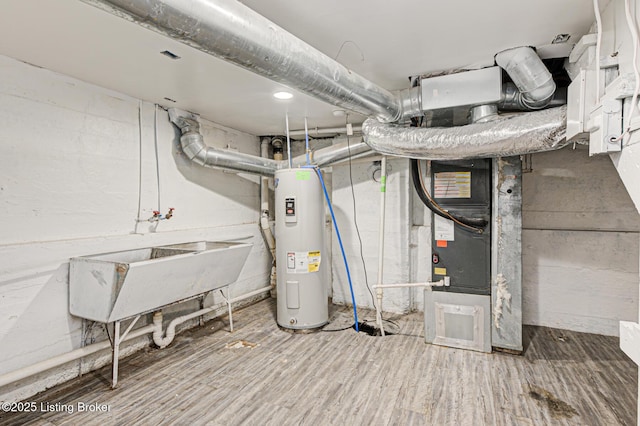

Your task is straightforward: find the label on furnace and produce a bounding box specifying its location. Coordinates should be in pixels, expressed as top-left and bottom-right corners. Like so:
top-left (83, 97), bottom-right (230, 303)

top-left (286, 251), bottom-right (321, 273)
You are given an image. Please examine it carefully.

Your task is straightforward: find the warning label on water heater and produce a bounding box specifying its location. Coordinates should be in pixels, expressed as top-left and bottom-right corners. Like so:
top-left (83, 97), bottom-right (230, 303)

top-left (287, 251), bottom-right (321, 273)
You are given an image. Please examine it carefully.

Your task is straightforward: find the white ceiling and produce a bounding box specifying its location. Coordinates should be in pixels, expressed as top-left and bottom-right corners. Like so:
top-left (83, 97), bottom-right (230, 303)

top-left (0, 0), bottom-right (600, 137)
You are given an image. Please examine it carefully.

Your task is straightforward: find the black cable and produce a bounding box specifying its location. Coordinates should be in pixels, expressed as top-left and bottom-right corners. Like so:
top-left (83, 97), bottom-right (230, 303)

top-left (345, 117), bottom-right (376, 307)
top-left (410, 159), bottom-right (486, 232)
top-left (321, 324), bottom-right (356, 332)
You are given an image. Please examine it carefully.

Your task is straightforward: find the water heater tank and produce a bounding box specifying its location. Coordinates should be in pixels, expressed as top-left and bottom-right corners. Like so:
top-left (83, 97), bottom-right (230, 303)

top-left (275, 168), bottom-right (328, 329)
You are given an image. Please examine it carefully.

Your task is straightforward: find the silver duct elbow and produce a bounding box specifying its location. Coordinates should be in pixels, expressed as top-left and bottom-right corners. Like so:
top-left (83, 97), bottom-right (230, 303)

top-left (170, 112), bottom-right (279, 176)
top-left (362, 106), bottom-right (568, 160)
top-left (496, 47), bottom-right (556, 110)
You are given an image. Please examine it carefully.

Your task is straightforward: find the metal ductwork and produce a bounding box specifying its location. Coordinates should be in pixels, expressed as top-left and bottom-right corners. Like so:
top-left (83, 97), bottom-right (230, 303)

top-left (291, 140), bottom-right (372, 168)
top-left (496, 47), bottom-right (557, 110)
top-left (82, 0), bottom-right (422, 123)
top-left (87, 0), bottom-right (566, 163)
top-left (362, 106), bottom-right (568, 160)
top-left (169, 108), bottom-right (372, 176)
top-left (362, 46), bottom-right (563, 159)
top-left (169, 109), bottom-right (280, 176)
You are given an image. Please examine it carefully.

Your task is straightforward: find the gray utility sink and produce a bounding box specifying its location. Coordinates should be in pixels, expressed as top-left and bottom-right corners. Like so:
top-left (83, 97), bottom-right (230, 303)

top-left (70, 241), bottom-right (252, 323)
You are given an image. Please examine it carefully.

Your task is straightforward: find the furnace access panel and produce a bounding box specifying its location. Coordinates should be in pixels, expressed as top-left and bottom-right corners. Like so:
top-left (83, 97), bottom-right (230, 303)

top-left (430, 159), bottom-right (491, 295)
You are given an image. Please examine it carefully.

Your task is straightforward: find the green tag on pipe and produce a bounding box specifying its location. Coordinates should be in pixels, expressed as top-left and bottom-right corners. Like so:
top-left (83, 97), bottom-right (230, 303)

top-left (380, 185), bottom-right (386, 193)
top-left (381, 176), bottom-right (387, 184)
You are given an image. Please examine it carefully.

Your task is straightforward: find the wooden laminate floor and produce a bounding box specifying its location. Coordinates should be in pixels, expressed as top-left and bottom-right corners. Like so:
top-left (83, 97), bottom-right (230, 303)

top-left (0, 298), bottom-right (636, 426)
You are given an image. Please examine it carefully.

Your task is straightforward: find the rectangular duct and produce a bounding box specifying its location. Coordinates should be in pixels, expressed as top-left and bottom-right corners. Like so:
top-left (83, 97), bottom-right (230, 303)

top-left (420, 67), bottom-right (502, 111)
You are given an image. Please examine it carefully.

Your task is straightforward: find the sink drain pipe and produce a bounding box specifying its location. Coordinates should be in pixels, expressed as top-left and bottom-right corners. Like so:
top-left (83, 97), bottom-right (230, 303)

top-left (152, 309), bottom-right (214, 348)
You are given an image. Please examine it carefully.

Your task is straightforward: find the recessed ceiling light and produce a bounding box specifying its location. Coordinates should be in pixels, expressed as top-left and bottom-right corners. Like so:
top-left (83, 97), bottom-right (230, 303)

top-left (273, 91), bottom-right (293, 100)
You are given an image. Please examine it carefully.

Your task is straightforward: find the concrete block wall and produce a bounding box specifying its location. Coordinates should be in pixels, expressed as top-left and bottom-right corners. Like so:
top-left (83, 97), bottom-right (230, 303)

top-left (330, 156), bottom-right (417, 314)
top-left (522, 145), bottom-right (640, 336)
top-left (0, 55), bottom-right (271, 402)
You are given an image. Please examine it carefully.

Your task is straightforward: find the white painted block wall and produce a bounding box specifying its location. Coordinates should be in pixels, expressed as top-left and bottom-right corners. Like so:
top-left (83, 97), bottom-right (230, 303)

top-left (331, 157), bottom-right (418, 314)
top-left (522, 146), bottom-right (640, 336)
top-left (0, 55), bottom-right (271, 401)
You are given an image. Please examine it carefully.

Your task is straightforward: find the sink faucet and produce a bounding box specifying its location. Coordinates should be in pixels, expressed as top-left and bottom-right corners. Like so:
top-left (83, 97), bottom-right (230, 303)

top-left (147, 208), bottom-right (175, 222)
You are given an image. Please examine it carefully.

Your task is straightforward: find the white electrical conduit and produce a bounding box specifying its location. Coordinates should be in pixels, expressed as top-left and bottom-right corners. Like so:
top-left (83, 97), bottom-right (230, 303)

top-left (373, 279), bottom-right (450, 336)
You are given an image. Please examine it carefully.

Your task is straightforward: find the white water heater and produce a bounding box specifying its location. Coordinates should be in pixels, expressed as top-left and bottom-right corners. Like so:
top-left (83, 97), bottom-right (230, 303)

top-left (275, 168), bottom-right (328, 329)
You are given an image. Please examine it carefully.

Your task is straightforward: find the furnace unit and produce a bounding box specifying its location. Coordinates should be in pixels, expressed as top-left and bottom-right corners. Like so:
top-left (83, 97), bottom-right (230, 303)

top-left (275, 168), bottom-right (328, 329)
top-left (423, 159), bottom-right (493, 352)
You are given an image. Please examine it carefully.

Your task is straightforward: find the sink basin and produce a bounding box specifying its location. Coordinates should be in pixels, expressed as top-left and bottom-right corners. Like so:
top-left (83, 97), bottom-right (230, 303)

top-left (69, 241), bottom-right (252, 322)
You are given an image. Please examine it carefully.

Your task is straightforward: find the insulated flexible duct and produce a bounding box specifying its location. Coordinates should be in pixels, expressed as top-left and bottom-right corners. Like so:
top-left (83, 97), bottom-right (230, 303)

top-left (362, 106), bottom-right (568, 160)
top-left (88, 0), bottom-right (567, 162)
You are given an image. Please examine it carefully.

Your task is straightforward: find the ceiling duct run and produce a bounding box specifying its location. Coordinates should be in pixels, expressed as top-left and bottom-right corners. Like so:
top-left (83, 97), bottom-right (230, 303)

top-left (81, 0), bottom-right (421, 123)
top-left (362, 106), bottom-right (567, 160)
top-left (86, 0), bottom-right (568, 163)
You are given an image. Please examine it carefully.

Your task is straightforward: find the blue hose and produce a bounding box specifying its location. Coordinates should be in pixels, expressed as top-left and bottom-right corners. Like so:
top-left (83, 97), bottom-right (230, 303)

top-left (304, 165), bottom-right (359, 331)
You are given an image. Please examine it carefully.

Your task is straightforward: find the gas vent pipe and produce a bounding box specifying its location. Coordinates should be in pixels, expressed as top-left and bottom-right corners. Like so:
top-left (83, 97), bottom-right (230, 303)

top-left (169, 108), bottom-right (372, 176)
